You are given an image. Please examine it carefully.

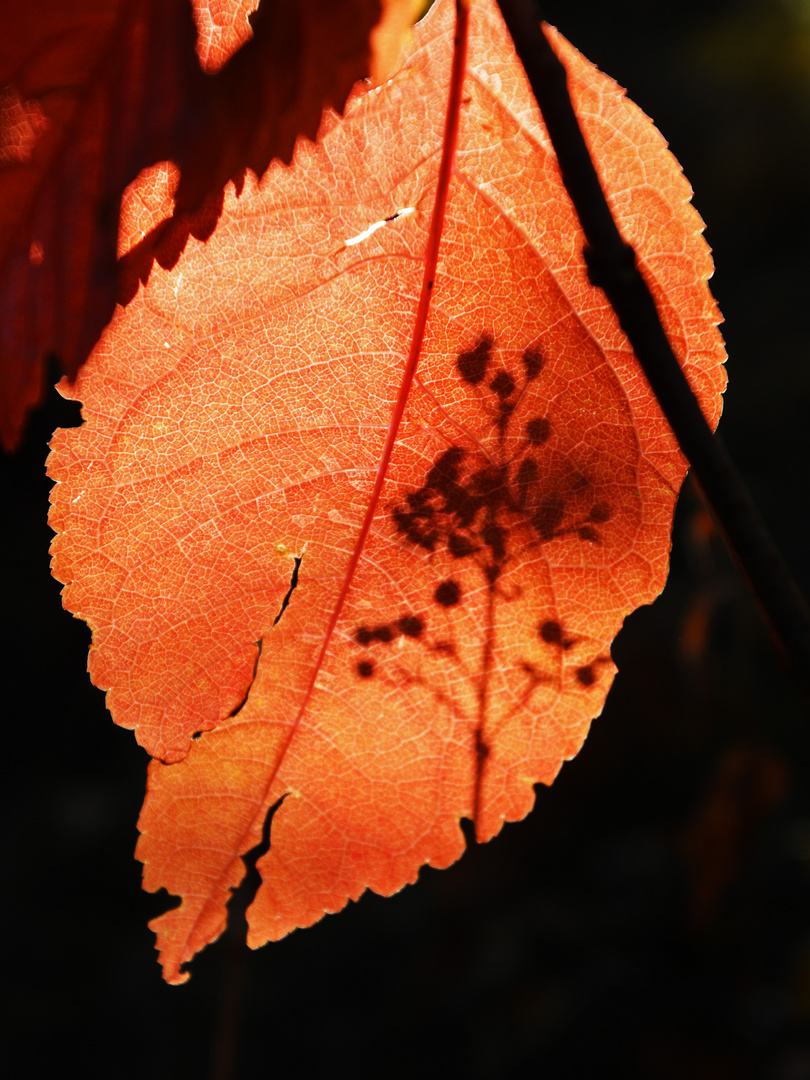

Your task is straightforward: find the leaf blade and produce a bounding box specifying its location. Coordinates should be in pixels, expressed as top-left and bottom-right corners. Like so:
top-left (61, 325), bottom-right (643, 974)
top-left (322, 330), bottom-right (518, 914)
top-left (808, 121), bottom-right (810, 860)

top-left (47, 0), bottom-right (726, 982)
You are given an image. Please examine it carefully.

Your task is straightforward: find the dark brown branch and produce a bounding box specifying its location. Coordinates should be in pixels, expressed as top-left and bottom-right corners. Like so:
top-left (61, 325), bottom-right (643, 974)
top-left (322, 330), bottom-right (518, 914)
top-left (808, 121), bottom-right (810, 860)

top-left (496, 0), bottom-right (810, 691)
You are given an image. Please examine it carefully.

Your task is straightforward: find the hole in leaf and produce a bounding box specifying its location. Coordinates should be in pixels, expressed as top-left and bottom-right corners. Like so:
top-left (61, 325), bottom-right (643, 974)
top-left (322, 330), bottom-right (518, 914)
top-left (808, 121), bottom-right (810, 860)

top-left (273, 555), bottom-right (301, 626)
top-left (227, 639), bottom-right (263, 719)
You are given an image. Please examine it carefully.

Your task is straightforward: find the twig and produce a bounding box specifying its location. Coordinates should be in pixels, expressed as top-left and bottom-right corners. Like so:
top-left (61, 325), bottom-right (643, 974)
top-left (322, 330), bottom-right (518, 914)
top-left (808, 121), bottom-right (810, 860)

top-left (495, 0), bottom-right (810, 692)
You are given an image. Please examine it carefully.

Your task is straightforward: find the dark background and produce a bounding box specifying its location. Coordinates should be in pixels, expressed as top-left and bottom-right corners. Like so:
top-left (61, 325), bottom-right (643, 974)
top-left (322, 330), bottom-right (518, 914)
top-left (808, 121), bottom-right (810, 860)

top-left (4, 0), bottom-right (810, 1076)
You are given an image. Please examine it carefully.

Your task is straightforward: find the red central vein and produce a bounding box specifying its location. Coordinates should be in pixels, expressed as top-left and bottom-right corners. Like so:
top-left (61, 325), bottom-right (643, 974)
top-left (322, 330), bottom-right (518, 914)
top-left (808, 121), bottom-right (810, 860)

top-left (275, 1), bottom-right (468, 742)
top-left (282, 0), bottom-right (469, 724)
top-left (200, 1), bottom-right (473, 946)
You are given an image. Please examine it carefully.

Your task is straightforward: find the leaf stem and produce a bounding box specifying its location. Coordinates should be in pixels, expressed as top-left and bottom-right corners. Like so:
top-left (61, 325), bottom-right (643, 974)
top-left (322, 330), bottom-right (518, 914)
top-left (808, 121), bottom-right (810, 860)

top-left (495, 0), bottom-right (810, 692)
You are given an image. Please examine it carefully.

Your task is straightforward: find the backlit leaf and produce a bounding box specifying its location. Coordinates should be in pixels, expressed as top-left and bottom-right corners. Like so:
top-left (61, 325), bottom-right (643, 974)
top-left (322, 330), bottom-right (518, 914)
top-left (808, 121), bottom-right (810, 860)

top-left (48, 0), bottom-right (725, 982)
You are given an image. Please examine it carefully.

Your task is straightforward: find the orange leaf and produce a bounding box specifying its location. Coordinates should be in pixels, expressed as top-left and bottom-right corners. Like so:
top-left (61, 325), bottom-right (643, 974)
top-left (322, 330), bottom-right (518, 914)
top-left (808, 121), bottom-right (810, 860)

top-left (48, 0), bottom-right (725, 983)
